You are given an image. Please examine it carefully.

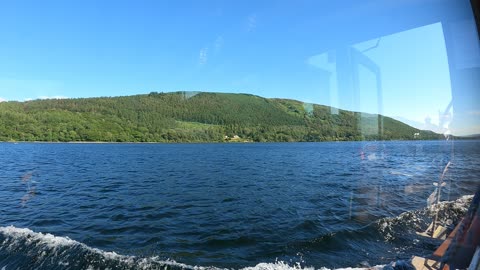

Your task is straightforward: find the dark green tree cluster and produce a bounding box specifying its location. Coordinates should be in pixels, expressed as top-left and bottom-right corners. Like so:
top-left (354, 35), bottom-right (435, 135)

top-left (0, 92), bottom-right (441, 142)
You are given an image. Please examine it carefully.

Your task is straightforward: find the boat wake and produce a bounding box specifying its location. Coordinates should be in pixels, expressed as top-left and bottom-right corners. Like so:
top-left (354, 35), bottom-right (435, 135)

top-left (0, 196), bottom-right (472, 270)
top-left (376, 195), bottom-right (472, 242)
top-left (0, 226), bottom-right (215, 270)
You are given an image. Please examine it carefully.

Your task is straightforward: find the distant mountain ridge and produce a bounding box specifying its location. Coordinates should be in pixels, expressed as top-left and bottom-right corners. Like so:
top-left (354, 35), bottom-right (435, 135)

top-left (391, 116), bottom-right (444, 134)
top-left (0, 91), bottom-right (440, 142)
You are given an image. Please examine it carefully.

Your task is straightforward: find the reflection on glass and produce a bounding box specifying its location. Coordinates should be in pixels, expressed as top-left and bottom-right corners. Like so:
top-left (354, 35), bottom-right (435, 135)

top-left (0, 0), bottom-right (479, 269)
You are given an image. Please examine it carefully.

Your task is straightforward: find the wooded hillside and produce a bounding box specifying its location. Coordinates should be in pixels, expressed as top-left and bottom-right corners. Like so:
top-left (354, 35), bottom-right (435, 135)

top-left (0, 92), bottom-right (440, 142)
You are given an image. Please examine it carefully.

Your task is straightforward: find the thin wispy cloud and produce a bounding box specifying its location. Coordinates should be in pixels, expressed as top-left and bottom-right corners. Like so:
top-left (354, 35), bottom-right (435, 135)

top-left (246, 14), bottom-right (257, 32)
top-left (199, 47), bottom-right (208, 65)
top-left (0, 97), bottom-right (6, 102)
top-left (214, 36), bottom-right (224, 53)
top-left (198, 36), bottom-right (225, 66)
top-left (38, 96), bottom-right (69, 100)
top-left (22, 96), bottom-right (69, 102)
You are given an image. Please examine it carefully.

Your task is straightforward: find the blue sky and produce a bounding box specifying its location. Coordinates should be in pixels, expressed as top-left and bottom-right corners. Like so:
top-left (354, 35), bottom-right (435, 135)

top-left (0, 0), bottom-right (479, 135)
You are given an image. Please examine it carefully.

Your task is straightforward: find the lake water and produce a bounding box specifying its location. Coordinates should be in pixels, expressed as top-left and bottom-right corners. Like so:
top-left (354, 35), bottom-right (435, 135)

top-left (0, 141), bottom-right (479, 269)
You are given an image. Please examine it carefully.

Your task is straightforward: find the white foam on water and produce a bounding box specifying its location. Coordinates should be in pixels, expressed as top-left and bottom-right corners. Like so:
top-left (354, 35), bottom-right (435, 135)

top-left (241, 261), bottom-right (314, 270)
top-left (1, 194), bottom-right (473, 270)
top-left (0, 225), bottom-right (384, 270)
top-left (241, 261), bottom-right (385, 270)
top-left (376, 194), bottom-right (473, 241)
top-left (0, 224), bottom-right (418, 270)
top-left (319, 267), bottom-right (384, 270)
top-left (0, 225), bottom-right (214, 270)
top-left (0, 225), bottom-right (77, 248)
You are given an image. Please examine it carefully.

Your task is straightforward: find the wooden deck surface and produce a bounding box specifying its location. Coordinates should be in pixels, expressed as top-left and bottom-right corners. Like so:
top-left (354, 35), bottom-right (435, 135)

top-left (411, 219), bottom-right (463, 270)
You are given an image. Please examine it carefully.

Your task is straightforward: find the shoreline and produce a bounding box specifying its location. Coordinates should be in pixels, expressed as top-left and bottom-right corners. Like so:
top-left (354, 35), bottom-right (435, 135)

top-left (0, 139), bottom-right (461, 144)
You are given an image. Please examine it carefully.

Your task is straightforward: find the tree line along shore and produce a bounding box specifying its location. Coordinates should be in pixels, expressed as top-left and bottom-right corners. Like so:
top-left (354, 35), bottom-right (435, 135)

top-left (0, 92), bottom-right (441, 143)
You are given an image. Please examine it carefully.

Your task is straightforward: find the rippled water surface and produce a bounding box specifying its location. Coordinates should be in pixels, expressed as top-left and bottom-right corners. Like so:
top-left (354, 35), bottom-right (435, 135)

top-left (0, 141), bottom-right (479, 269)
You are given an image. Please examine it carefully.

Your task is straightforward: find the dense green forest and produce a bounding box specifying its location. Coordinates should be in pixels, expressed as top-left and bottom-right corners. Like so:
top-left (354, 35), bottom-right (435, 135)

top-left (0, 92), bottom-right (440, 142)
